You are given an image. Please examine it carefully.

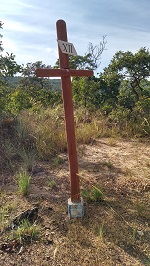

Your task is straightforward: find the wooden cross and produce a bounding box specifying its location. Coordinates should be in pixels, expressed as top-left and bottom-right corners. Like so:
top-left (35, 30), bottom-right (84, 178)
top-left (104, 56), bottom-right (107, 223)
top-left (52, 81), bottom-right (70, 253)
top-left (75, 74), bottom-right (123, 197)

top-left (36, 19), bottom-right (93, 202)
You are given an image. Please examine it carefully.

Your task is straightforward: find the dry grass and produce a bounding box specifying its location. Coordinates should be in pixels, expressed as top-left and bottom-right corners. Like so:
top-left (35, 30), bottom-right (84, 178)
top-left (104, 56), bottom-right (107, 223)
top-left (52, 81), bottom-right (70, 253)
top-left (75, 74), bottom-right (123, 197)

top-left (1, 106), bottom-right (149, 173)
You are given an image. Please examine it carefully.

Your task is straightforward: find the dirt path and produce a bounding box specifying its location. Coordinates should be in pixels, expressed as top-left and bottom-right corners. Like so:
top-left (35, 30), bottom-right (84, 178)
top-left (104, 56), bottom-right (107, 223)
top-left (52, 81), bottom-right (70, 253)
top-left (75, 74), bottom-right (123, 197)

top-left (79, 138), bottom-right (150, 194)
top-left (0, 138), bottom-right (150, 265)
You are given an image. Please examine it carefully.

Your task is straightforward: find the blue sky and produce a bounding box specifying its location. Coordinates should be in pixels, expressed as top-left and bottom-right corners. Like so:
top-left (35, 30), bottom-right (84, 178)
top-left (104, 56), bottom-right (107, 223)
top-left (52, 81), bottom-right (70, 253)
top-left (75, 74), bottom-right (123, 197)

top-left (1, 0), bottom-right (150, 74)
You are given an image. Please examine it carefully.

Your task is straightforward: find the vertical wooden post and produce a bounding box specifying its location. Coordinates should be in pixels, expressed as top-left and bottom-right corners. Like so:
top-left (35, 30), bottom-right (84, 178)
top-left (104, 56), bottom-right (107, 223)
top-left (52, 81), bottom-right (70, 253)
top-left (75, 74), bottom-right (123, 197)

top-left (56, 20), bottom-right (80, 202)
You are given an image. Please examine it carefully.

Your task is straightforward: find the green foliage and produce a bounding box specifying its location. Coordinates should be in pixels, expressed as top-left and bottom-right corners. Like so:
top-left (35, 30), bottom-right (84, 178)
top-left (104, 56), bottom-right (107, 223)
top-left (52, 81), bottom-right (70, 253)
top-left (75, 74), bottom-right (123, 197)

top-left (0, 58), bottom-right (62, 115)
top-left (0, 84), bottom-right (62, 115)
top-left (135, 98), bottom-right (150, 116)
top-left (72, 77), bottom-right (102, 110)
top-left (0, 52), bottom-right (21, 84)
top-left (48, 179), bottom-right (56, 189)
top-left (91, 185), bottom-right (103, 201)
top-left (103, 47), bottom-right (150, 101)
top-left (117, 81), bottom-right (137, 110)
top-left (81, 188), bottom-right (91, 201)
top-left (109, 106), bottom-right (131, 124)
top-left (20, 61), bottom-right (51, 89)
top-left (7, 87), bottom-right (32, 114)
top-left (81, 184), bottom-right (103, 202)
top-left (99, 72), bottom-right (121, 106)
top-left (18, 171), bottom-right (31, 196)
top-left (97, 48), bottom-right (150, 136)
top-left (11, 219), bottom-right (40, 243)
top-left (0, 85), bottom-right (12, 112)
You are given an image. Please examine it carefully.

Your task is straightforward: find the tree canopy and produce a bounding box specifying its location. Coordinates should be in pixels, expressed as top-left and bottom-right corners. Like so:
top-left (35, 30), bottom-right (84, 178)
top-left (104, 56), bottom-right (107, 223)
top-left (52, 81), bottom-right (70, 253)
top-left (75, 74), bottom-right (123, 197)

top-left (103, 47), bottom-right (150, 101)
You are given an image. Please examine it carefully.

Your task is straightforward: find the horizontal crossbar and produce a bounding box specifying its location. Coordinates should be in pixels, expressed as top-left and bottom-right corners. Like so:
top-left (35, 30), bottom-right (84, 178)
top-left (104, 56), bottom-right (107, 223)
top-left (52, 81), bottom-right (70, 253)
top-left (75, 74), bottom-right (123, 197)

top-left (36, 68), bottom-right (94, 77)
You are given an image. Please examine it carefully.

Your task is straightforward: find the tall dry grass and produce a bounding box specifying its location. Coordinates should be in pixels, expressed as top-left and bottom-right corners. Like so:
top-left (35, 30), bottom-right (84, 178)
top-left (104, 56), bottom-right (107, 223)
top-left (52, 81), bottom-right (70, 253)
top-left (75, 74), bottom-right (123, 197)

top-left (0, 105), bottom-right (149, 173)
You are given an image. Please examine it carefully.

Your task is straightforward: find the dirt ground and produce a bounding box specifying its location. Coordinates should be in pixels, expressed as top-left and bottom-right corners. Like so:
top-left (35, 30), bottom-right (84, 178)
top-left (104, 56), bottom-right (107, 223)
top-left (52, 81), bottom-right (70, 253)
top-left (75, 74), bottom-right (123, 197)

top-left (0, 138), bottom-right (150, 265)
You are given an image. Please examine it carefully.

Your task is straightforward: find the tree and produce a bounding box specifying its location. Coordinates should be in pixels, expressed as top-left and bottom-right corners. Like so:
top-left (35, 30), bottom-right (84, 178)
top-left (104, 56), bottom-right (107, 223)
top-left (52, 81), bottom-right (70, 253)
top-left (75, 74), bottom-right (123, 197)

top-left (20, 61), bottom-right (52, 88)
top-left (17, 61), bottom-right (62, 109)
top-left (0, 22), bottom-right (21, 84)
top-left (104, 47), bottom-right (150, 101)
top-left (60, 37), bottom-right (107, 111)
top-left (55, 36), bottom-right (107, 70)
top-left (72, 76), bottom-right (101, 111)
top-left (0, 52), bottom-right (21, 85)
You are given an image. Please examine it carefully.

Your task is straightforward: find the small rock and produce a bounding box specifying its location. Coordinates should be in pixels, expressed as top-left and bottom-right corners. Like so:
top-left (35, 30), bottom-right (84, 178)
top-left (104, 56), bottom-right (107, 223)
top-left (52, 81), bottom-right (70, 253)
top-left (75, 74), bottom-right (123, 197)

top-left (18, 246), bottom-right (24, 254)
top-left (137, 230), bottom-right (144, 236)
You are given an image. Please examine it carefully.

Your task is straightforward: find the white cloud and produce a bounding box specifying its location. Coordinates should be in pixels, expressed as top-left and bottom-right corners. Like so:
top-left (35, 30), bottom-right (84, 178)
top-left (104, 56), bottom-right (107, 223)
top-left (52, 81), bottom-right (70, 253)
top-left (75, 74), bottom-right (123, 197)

top-left (46, 47), bottom-right (58, 56)
top-left (1, 0), bottom-right (35, 14)
top-left (2, 37), bottom-right (18, 53)
top-left (3, 20), bottom-right (42, 33)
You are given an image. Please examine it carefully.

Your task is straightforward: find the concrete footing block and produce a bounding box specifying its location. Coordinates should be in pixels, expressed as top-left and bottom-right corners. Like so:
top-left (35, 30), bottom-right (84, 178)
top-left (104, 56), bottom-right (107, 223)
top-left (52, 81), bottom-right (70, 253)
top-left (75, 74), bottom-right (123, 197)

top-left (68, 197), bottom-right (84, 219)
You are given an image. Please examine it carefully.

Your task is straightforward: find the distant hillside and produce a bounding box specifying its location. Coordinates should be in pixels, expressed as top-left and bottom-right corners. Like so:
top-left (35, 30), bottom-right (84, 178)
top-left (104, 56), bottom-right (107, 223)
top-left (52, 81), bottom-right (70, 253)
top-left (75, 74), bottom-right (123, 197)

top-left (7, 76), bottom-right (61, 91)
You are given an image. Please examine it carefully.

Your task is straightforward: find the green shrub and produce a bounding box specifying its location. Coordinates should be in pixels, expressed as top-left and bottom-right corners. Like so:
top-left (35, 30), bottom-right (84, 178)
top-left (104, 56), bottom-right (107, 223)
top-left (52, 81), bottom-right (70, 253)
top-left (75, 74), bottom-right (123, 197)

top-left (18, 171), bottom-right (31, 196)
top-left (11, 219), bottom-right (40, 243)
top-left (81, 184), bottom-right (103, 202)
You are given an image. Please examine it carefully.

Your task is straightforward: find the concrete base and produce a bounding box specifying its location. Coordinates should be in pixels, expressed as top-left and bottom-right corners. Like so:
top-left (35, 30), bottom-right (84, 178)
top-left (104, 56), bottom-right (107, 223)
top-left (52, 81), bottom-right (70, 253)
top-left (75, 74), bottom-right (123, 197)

top-left (68, 197), bottom-right (84, 219)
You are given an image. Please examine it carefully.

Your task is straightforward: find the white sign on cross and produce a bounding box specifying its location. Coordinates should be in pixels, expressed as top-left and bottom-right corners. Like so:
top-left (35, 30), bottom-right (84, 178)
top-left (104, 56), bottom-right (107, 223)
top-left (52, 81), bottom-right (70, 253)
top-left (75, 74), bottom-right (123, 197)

top-left (58, 40), bottom-right (77, 56)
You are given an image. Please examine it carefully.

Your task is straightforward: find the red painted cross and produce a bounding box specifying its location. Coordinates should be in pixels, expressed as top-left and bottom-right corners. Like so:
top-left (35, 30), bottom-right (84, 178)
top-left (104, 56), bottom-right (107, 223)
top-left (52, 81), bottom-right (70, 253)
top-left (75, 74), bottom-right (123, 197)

top-left (36, 20), bottom-right (93, 202)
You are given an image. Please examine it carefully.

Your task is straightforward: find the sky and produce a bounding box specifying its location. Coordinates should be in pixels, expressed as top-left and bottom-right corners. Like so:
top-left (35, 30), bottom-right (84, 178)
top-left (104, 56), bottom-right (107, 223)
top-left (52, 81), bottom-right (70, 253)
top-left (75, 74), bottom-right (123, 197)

top-left (1, 0), bottom-right (150, 75)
